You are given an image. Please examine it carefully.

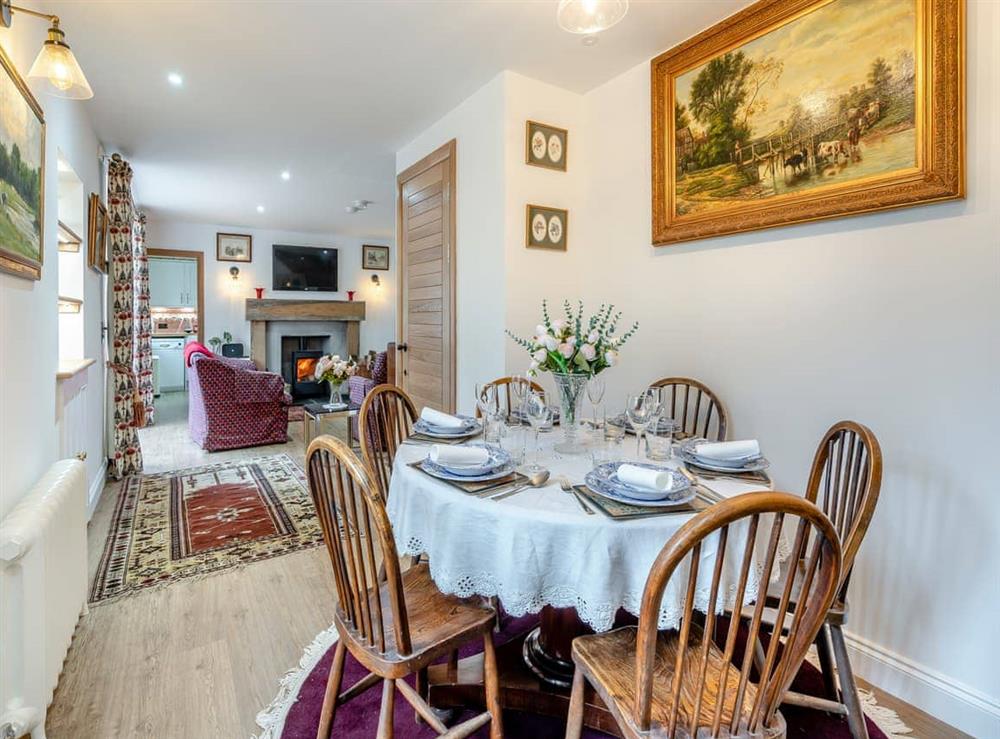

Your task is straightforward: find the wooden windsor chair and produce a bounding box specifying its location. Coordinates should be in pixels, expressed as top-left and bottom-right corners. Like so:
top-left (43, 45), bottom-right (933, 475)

top-left (474, 376), bottom-right (545, 420)
top-left (749, 421), bottom-right (883, 739)
top-left (306, 436), bottom-right (504, 739)
top-left (649, 377), bottom-right (728, 442)
top-left (358, 384), bottom-right (419, 502)
top-left (565, 492), bottom-right (842, 739)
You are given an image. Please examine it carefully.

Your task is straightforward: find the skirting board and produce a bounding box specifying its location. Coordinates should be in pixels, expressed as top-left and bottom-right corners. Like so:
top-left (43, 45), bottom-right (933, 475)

top-left (86, 460), bottom-right (107, 520)
top-left (846, 629), bottom-right (1000, 737)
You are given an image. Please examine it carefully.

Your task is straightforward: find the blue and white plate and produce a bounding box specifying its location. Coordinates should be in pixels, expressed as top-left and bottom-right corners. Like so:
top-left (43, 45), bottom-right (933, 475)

top-left (425, 443), bottom-right (511, 477)
top-left (413, 416), bottom-right (481, 439)
top-left (420, 453), bottom-right (515, 483)
top-left (610, 414), bottom-right (679, 436)
top-left (585, 462), bottom-right (694, 508)
top-left (677, 439), bottom-right (771, 473)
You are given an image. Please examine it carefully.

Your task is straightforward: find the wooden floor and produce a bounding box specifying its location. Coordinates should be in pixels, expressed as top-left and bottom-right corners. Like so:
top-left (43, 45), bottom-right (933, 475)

top-left (45, 392), bottom-right (968, 738)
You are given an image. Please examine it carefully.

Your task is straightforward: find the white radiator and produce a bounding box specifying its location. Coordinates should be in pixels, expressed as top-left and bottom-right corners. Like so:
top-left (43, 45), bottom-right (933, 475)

top-left (0, 460), bottom-right (88, 739)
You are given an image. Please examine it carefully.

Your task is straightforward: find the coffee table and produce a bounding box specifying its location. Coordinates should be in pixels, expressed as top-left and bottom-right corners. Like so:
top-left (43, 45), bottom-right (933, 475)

top-left (301, 399), bottom-right (361, 447)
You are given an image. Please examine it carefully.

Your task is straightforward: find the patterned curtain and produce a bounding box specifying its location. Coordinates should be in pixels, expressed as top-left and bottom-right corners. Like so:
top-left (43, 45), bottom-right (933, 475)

top-left (107, 154), bottom-right (144, 478)
top-left (132, 212), bottom-right (155, 425)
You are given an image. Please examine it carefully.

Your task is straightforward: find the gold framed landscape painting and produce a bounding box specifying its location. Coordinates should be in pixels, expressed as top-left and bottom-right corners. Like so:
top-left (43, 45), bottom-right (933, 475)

top-left (1, 45), bottom-right (45, 279)
top-left (651, 0), bottom-right (964, 246)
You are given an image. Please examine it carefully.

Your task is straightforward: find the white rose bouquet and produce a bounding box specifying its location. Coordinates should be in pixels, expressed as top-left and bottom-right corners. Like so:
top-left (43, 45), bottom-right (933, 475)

top-left (313, 354), bottom-right (357, 385)
top-left (506, 300), bottom-right (638, 377)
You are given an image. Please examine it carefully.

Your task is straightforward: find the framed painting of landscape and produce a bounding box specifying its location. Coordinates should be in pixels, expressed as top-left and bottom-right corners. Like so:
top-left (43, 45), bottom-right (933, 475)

top-left (0, 45), bottom-right (45, 280)
top-left (651, 0), bottom-right (964, 246)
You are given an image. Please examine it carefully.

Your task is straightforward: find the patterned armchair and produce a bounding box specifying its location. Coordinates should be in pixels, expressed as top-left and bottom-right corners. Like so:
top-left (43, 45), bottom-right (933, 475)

top-left (348, 350), bottom-right (389, 439)
top-left (188, 354), bottom-right (290, 451)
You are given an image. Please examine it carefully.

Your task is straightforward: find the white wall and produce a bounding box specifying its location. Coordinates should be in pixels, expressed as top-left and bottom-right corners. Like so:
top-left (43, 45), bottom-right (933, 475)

top-left (396, 73), bottom-right (507, 414)
top-left (0, 19), bottom-right (106, 519)
top-left (142, 220), bottom-right (395, 359)
top-left (400, 2), bottom-right (1000, 733)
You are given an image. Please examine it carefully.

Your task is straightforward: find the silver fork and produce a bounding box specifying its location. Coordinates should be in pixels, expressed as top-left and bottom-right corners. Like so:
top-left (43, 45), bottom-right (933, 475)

top-left (558, 478), bottom-right (595, 515)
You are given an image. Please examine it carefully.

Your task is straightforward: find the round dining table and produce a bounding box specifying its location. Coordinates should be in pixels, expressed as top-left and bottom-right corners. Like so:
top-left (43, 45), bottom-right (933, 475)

top-left (386, 430), bottom-right (776, 733)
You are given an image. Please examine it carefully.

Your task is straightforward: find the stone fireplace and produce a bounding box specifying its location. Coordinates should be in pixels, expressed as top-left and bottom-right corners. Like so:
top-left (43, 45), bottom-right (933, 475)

top-left (246, 299), bottom-right (366, 399)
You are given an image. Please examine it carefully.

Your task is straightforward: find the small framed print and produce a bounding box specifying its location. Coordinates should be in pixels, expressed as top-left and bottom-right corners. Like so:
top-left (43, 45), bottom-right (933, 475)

top-left (362, 244), bottom-right (389, 270)
top-left (87, 193), bottom-right (108, 273)
top-left (525, 120), bottom-right (568, 172)
top-left (526, 204), bottom-right (568, 251)
top-left (217, 232), bottom-right (252, 262)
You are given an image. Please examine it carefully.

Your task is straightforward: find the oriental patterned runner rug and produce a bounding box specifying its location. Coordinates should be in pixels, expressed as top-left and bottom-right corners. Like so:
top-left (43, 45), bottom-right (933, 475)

top-left (90, 454), bottom-right (324, 604)
top-left (255, 615), bottom-right (912, 739)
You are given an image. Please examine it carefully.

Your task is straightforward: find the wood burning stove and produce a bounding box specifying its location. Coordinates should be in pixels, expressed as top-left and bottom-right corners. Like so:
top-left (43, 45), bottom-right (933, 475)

top-left (280, 334), bottom-right (331, 400)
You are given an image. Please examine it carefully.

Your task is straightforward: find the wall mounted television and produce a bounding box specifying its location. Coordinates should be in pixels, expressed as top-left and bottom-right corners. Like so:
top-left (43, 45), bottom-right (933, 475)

top-left (272, 244), bottom-right (338, 292)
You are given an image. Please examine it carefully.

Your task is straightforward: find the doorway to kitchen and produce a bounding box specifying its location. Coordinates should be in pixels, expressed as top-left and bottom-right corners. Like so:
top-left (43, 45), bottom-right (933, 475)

top-left (148, 248), bottom-right (203, 403)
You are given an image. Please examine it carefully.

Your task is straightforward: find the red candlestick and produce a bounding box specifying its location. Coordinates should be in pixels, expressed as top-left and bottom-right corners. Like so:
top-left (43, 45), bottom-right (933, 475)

top-left (254, 287), bottom-right (264, 299)
top-left (347, 290), bottom-right (356, 301)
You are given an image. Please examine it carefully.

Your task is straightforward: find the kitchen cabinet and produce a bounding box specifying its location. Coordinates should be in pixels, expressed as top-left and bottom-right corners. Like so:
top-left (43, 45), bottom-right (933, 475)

top-left (149, 257), bottom-right (197, 308)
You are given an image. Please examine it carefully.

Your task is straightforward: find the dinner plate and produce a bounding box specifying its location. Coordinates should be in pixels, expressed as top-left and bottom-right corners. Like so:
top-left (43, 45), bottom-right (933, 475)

top-left (585, 462), bottom-right (694, 507)
top-left (428, 444), bottom-right (511, 477)
top-left (413, 416), bottom-right (481, 439)
top-left (677, 440), bottom-right (771, 473)
top-left (609, 414), bottom-right (679, 436)
top-left (419, 458), bottom-right (515, 482)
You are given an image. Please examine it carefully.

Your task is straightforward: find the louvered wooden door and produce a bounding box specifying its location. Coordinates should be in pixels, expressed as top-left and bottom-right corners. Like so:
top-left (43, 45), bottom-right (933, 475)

top-left (396, 140), bottom-right (456, 413)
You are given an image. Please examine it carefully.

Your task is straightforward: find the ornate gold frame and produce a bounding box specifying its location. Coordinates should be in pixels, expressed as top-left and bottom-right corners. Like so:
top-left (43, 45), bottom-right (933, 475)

top-left (0, 42), bottom-right (45, 280)
top-left (651, 0), bottom-right (965, 246)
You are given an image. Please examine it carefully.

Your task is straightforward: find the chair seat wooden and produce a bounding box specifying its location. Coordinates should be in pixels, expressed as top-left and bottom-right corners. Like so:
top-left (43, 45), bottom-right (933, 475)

top-left (572, 627), bottom-right (786, 738)
top-left (338, 563), bottom-right (495, 679)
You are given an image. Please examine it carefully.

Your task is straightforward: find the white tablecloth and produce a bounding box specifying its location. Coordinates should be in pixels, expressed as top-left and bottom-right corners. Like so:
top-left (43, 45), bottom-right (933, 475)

top-left (386, 432), bottom-right (782, 632)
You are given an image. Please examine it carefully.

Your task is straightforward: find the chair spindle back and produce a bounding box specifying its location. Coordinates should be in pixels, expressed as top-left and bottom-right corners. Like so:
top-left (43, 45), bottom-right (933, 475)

top-left (359, 384), bottom-right (418, 500)
top-left (634, 492), bottom-right (841, 737)
top-left (805, 421), bottom-right (882, 600)
top-left (475, 376), bottom-right (545, 419)
top-left (307, 435), bottom-right (411, 656)
top-left (650, 377), bottom-right (728, 441)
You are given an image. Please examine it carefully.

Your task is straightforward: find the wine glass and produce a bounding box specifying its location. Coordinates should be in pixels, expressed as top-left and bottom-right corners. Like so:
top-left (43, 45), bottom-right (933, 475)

top-left (586, 375), bottom-right (605, 429)
top-left (625, 390), bottom-right (661, 457)
top-left (475, 382), bottom-right (497, 419)
top-left (508, 375), bottom-right (530, 422)
top-left (523, 391), bottom-right (552, 473)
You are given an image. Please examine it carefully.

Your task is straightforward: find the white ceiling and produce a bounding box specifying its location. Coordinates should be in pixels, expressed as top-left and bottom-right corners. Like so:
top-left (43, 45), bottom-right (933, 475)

top-left (47, 0), bottom-right (745, 237)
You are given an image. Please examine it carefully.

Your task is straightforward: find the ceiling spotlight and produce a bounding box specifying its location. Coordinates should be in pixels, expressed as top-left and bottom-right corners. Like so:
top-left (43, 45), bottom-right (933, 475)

top-left (280, 170), bottom-right (291, 181)
top-left (256, 205), bottom-right (265, 213)
top-left (167, 72), bottom-right (183, 87)
top-left (557, 0), bottom-right (629, 35)
top-left (352, 199), bottom-right (372, 210)
top-left (345, 205), bottom-right (359, 214)
top-left (582, 34), bottom-right (599, 46)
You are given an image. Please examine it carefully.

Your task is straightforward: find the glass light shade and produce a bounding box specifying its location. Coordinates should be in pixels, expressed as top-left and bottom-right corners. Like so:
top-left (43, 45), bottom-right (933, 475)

top-left (27, 28), bottom-right (93, 100)
top-left (556, 0), bottom-right (629, 34)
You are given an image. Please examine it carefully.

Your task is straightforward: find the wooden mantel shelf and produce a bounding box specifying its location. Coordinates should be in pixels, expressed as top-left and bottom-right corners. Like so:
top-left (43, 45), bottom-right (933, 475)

top-left (245, 299), bottom-right (365, 322)
top-left (57, 358), bottom-right (96, 380)
top-left (246, 299), bottom-right (366, 369)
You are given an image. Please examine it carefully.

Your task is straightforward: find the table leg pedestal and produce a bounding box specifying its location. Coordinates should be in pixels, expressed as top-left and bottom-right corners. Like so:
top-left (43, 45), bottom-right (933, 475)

top-left (426, 620), bottom-right (621, 737)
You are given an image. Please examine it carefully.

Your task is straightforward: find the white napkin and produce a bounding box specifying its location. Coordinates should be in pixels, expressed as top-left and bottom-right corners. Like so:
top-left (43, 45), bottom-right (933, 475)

top-left (420, 407), bottom-right (467, 430)
top-left (694, 440), bottom-right (760, 461)
top-left (617, 464), bottom-right (671, 492)
top-left (429, 445), bottom-right (489, 467)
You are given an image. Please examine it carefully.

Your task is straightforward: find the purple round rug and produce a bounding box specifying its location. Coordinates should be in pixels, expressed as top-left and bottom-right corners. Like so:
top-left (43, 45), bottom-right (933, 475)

top-left (264, 615), bottom-right (895, 739)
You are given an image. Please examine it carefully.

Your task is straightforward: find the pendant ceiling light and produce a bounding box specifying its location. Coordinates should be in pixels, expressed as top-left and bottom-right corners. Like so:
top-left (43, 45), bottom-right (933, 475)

top-left (1, 1), bottom-right (94, 99)
top-left (556, 0), bottom-right (629, 35)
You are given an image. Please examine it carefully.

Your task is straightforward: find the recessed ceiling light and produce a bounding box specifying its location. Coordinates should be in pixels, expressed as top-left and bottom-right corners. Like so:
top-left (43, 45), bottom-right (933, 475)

top-left (582, 34), bottom-right (599, 46)
top-left (281, 170), bottom-right (291, 181)
top-left (256, 205), bottom-right (265, 213)
top-left (345, 205), bottom-right (359, 214)
top-left (167, 72), bottom-right (183, 87)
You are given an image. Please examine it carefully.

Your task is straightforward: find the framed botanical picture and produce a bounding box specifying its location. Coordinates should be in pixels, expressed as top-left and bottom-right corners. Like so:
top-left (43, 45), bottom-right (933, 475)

top-left (87, 193), bottom-right (108, 273)
top-left (525, 120), bottom-right (568, 171)
top-left (362, 244), bottom-right (389, 270)
top-left (526, 204), bottom-right (568, 251)
top-left (0, 44), bottom-right (45, 280)
top-left (651, 0), bottom-right (964, 245)
top-left (217, 232), bottom-right (252, 262)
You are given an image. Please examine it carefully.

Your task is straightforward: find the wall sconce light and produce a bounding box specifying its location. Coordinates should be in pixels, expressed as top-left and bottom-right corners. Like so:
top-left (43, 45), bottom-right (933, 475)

top-left (1, 1), bottom-right (94, 99)
top-left (370, 274), bottom-right (381, 288)
top-left (230, 266), bottom-right (240, 280)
